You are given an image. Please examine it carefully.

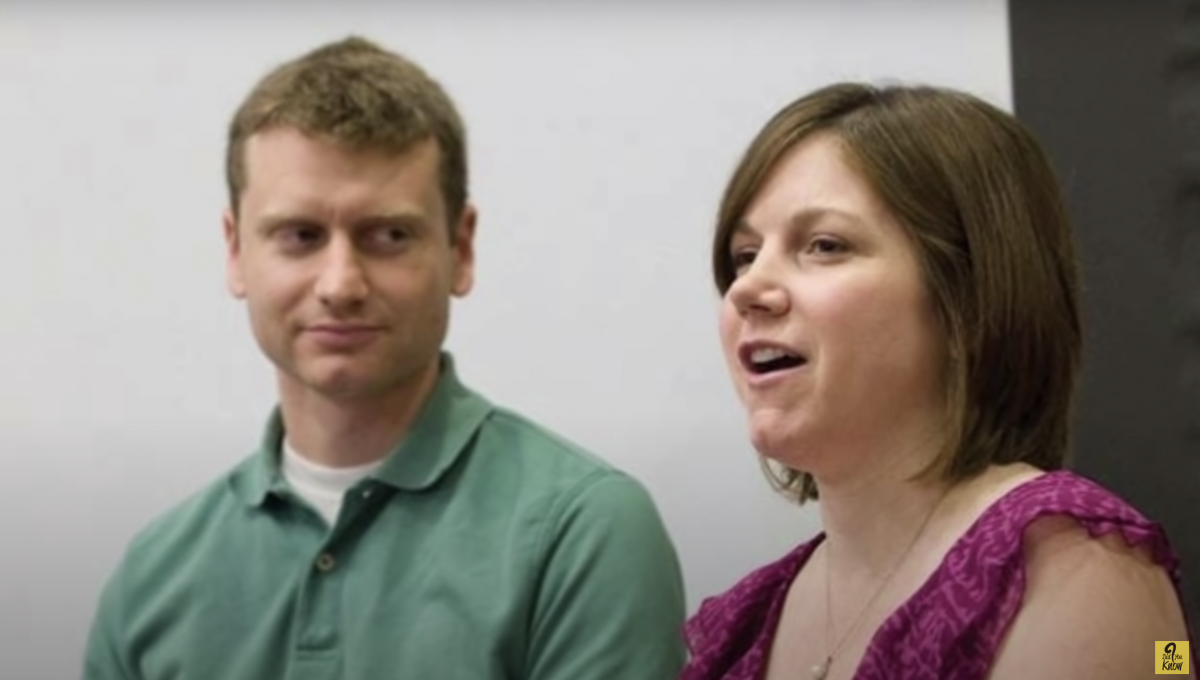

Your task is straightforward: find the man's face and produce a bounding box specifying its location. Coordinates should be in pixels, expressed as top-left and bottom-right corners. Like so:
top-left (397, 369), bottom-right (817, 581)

top-left (224, 128), bottom-right (475, 403)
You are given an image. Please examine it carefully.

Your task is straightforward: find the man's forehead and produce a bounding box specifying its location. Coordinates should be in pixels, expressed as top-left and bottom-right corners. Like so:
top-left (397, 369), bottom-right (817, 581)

top-left (243, 126), bottom-right (439, 163)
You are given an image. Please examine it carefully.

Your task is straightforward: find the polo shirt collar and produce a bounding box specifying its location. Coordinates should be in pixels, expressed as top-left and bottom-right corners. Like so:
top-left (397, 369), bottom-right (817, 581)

top-left (233, 352), bottom-right (493, 507)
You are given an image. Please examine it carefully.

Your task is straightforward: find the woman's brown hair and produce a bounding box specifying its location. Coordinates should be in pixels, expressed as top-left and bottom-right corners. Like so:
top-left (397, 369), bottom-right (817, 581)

top-left (713, 83), bottom-right (1082, 503)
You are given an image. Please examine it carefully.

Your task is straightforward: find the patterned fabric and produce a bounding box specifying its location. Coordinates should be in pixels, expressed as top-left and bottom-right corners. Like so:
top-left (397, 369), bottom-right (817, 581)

top-left (680, 470), bottom-right (1195, 679)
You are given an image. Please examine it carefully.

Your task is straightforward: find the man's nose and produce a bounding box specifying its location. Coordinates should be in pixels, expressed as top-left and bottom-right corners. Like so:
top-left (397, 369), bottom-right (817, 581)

top-left (315, 235), bottom-right (369, 309)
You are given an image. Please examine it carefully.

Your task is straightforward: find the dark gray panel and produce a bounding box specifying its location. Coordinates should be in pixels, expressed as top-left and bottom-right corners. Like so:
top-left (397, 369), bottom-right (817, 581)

top-left (1010, 0), bottom-right (1199, 624)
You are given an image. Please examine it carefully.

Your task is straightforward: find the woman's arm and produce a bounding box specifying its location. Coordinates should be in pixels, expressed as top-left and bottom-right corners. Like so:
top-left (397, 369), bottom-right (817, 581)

top-left (989, 515), bottom-right (1193, 679)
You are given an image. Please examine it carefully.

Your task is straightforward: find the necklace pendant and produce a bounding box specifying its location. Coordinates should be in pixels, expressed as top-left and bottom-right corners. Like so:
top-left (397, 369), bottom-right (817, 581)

top-left (811, 657), bottom-right (831, 680)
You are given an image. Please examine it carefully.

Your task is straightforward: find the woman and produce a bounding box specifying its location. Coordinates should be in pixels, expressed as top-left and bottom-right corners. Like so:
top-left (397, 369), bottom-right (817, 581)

top-left (681, 83), bottom-right (1195, 679)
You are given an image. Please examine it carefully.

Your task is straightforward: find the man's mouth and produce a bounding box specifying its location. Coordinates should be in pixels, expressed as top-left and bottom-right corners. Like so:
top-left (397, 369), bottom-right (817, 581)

top-left (305, 323), bottom-right (384, 348)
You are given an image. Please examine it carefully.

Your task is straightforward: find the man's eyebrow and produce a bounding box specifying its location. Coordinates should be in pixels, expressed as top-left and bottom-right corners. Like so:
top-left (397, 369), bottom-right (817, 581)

top-left (355, 212), bottom-right (429, 230)
top-left (251, 212), bottom-right (320, 235)
top-left (250, 211), bottom-right (429, 234)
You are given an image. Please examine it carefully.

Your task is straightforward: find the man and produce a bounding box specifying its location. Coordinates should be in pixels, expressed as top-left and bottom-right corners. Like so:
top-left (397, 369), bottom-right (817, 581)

top-left (82, 36), bottom-right (687, 680)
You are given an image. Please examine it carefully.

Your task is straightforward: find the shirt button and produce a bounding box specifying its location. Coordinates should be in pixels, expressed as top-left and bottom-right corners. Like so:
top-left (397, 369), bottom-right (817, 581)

top-left (314, 552), bottom-right (337, 573)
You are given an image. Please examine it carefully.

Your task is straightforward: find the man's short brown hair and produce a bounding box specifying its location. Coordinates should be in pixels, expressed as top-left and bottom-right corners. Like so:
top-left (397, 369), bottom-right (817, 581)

top-left (225, 36), bottom-right (468, 230)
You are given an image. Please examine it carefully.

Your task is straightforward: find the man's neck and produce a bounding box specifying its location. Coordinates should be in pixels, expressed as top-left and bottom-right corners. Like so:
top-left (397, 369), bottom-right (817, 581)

top-left (277, 360), bottom-right (441, 468)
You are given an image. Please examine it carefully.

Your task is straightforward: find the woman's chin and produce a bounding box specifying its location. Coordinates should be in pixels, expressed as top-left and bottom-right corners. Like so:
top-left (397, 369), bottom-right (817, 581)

top-left (748, 422), bottom-right (798, 464)
top-left (747, 407), bottom-right (829, 471)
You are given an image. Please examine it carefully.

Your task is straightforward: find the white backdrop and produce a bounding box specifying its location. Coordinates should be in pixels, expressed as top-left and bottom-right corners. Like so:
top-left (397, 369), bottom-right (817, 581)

top-left (0, 3), bottom-right (1011, 677)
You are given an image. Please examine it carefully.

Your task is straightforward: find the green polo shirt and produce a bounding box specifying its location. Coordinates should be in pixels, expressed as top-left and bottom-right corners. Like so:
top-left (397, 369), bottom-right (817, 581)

top-left (82, 354), bottom-right (687, 680)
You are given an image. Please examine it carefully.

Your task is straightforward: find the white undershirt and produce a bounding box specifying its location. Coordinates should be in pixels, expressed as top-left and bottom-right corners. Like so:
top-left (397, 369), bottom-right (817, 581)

top-left (280, 439), bottom-right (383, 527)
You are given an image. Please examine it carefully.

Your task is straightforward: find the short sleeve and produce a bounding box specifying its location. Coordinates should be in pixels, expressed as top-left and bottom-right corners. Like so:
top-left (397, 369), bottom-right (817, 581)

top-left (524, 471), bottom-right (687, 680)
top-left (81, 559), bottom-right (136, 680)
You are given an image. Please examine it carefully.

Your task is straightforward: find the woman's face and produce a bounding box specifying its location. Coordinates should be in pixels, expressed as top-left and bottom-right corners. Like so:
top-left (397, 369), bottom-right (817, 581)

top-left (718, 133), bottom-right (947, 480)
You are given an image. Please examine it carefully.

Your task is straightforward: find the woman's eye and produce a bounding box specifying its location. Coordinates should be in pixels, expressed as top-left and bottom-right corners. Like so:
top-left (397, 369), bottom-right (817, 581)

top-left (731, 249), bottom-right (757, 274)
top-left (807, 237), bottom-right (847, 255)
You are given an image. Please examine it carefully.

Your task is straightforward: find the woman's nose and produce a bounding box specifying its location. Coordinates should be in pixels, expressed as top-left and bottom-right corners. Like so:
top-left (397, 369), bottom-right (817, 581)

top-left (726, 256), bottom-right (789, 318)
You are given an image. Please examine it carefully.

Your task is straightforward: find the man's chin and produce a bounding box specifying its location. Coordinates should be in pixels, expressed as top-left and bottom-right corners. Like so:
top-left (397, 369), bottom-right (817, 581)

top-left (278, 364), bottom-right (379, 402)
top-left (276, 354), bottom-right (437, 404)
top-left (309, 383), bottom-right (375, 402)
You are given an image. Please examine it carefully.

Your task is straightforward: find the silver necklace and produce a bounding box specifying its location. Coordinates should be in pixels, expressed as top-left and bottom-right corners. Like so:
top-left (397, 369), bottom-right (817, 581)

top-left (810, 488), bottom-right (951, 680)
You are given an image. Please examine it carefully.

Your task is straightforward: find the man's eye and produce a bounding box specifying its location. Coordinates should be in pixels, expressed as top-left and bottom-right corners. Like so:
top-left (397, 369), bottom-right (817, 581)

top-left (370, 227), bottom-right (411, 247)
top-left (279, 226), bottom-right (323, 246)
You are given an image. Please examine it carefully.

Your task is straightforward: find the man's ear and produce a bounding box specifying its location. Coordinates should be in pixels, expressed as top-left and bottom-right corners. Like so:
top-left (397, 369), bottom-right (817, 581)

top-left (223, 209), bottom-right (247, 299)
top-left (451, 203), bottom-right (477, 298)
